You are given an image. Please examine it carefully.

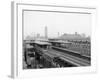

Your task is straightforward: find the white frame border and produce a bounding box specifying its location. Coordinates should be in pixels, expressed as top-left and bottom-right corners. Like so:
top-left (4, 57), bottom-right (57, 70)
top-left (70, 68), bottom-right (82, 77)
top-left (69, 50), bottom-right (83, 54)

top-left (11, 1), bottom-right (97, 78)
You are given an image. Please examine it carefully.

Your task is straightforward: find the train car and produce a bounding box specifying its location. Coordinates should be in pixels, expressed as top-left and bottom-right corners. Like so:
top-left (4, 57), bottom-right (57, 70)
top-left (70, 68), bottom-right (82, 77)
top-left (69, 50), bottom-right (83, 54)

top-left (23, 44), bottom-right (35, 68)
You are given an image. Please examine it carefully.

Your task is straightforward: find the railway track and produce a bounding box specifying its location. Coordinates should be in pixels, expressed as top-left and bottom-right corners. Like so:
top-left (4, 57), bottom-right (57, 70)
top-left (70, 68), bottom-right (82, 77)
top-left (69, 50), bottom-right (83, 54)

top-left (44, 48), bottom-right (90, 66)
top-left (52, 46), bottom-right (91, 61)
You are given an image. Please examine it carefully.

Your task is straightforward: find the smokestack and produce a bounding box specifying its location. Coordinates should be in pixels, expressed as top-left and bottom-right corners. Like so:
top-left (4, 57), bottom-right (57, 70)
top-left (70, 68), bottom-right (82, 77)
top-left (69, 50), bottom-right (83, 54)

top-left (45, 26), bottom-right (48, 39)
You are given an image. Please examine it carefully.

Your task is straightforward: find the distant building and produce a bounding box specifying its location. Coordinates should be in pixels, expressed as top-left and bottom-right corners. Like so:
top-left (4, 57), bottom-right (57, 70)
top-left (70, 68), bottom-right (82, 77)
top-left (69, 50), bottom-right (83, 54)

top-left (25, 36), bottom-right (33, 40)
top-left (45, 26), bottom-right (48, 39)
top-left (36, 33), bottom-right (40, 38)
top-left (81, 33), bottom-right (86, 38)
top-left (58, 32), bottom-right (60, 37)
top-left (58, 33), bottom-right (90, 41)
top-left (75, 32), bottom-right (78, 35)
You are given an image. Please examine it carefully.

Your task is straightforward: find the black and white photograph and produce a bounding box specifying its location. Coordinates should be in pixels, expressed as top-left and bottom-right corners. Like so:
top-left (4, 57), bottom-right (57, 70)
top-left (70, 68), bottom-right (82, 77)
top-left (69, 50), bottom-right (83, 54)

top-left (23, 9), bottom-right (91, 69)
top-left (10, 1), bottom-right (97, 78)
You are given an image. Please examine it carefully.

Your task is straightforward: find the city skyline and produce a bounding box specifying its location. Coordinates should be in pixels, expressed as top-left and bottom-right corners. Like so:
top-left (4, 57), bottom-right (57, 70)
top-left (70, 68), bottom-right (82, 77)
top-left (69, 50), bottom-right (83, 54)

top-left (25, 31), bottom-right (90, 40)
top-left (24, 10), bottom-right (91, 39)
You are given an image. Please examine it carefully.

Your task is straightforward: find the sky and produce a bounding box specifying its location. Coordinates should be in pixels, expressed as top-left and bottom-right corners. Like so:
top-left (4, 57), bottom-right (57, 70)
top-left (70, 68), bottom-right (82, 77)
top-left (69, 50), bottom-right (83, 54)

top-left (23, 10), bottom-right (91, 38)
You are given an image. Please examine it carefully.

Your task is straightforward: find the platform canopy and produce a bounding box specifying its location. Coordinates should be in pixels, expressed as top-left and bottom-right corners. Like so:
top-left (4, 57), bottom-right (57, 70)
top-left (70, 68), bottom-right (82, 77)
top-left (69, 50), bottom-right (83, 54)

top-left (35, 38), bottom-right (49, 42)
top-left (26, 44), bottom-right (33, 48)
top-left (34, 40), bottom-right (51, 45)
top-left (50, 40), bottom-right (71, 44)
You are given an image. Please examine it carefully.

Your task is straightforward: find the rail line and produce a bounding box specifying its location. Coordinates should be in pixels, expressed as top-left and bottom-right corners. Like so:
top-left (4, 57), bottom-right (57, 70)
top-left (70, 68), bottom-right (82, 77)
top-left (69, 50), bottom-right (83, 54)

top-left (44, 49), bottom-right (90, 66)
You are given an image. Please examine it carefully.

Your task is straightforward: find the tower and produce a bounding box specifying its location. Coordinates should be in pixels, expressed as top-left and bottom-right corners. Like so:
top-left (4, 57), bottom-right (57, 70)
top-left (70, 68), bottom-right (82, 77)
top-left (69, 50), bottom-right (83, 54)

top-left (58, 32), bottom-right (60, 37)
top-left (45, 26), bottom-right (48, 39)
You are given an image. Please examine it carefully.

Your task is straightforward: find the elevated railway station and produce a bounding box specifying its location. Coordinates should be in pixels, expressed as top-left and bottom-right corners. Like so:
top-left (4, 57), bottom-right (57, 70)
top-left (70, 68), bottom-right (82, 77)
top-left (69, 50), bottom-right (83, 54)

top-left (23, 39), bottom-right (91, 69)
